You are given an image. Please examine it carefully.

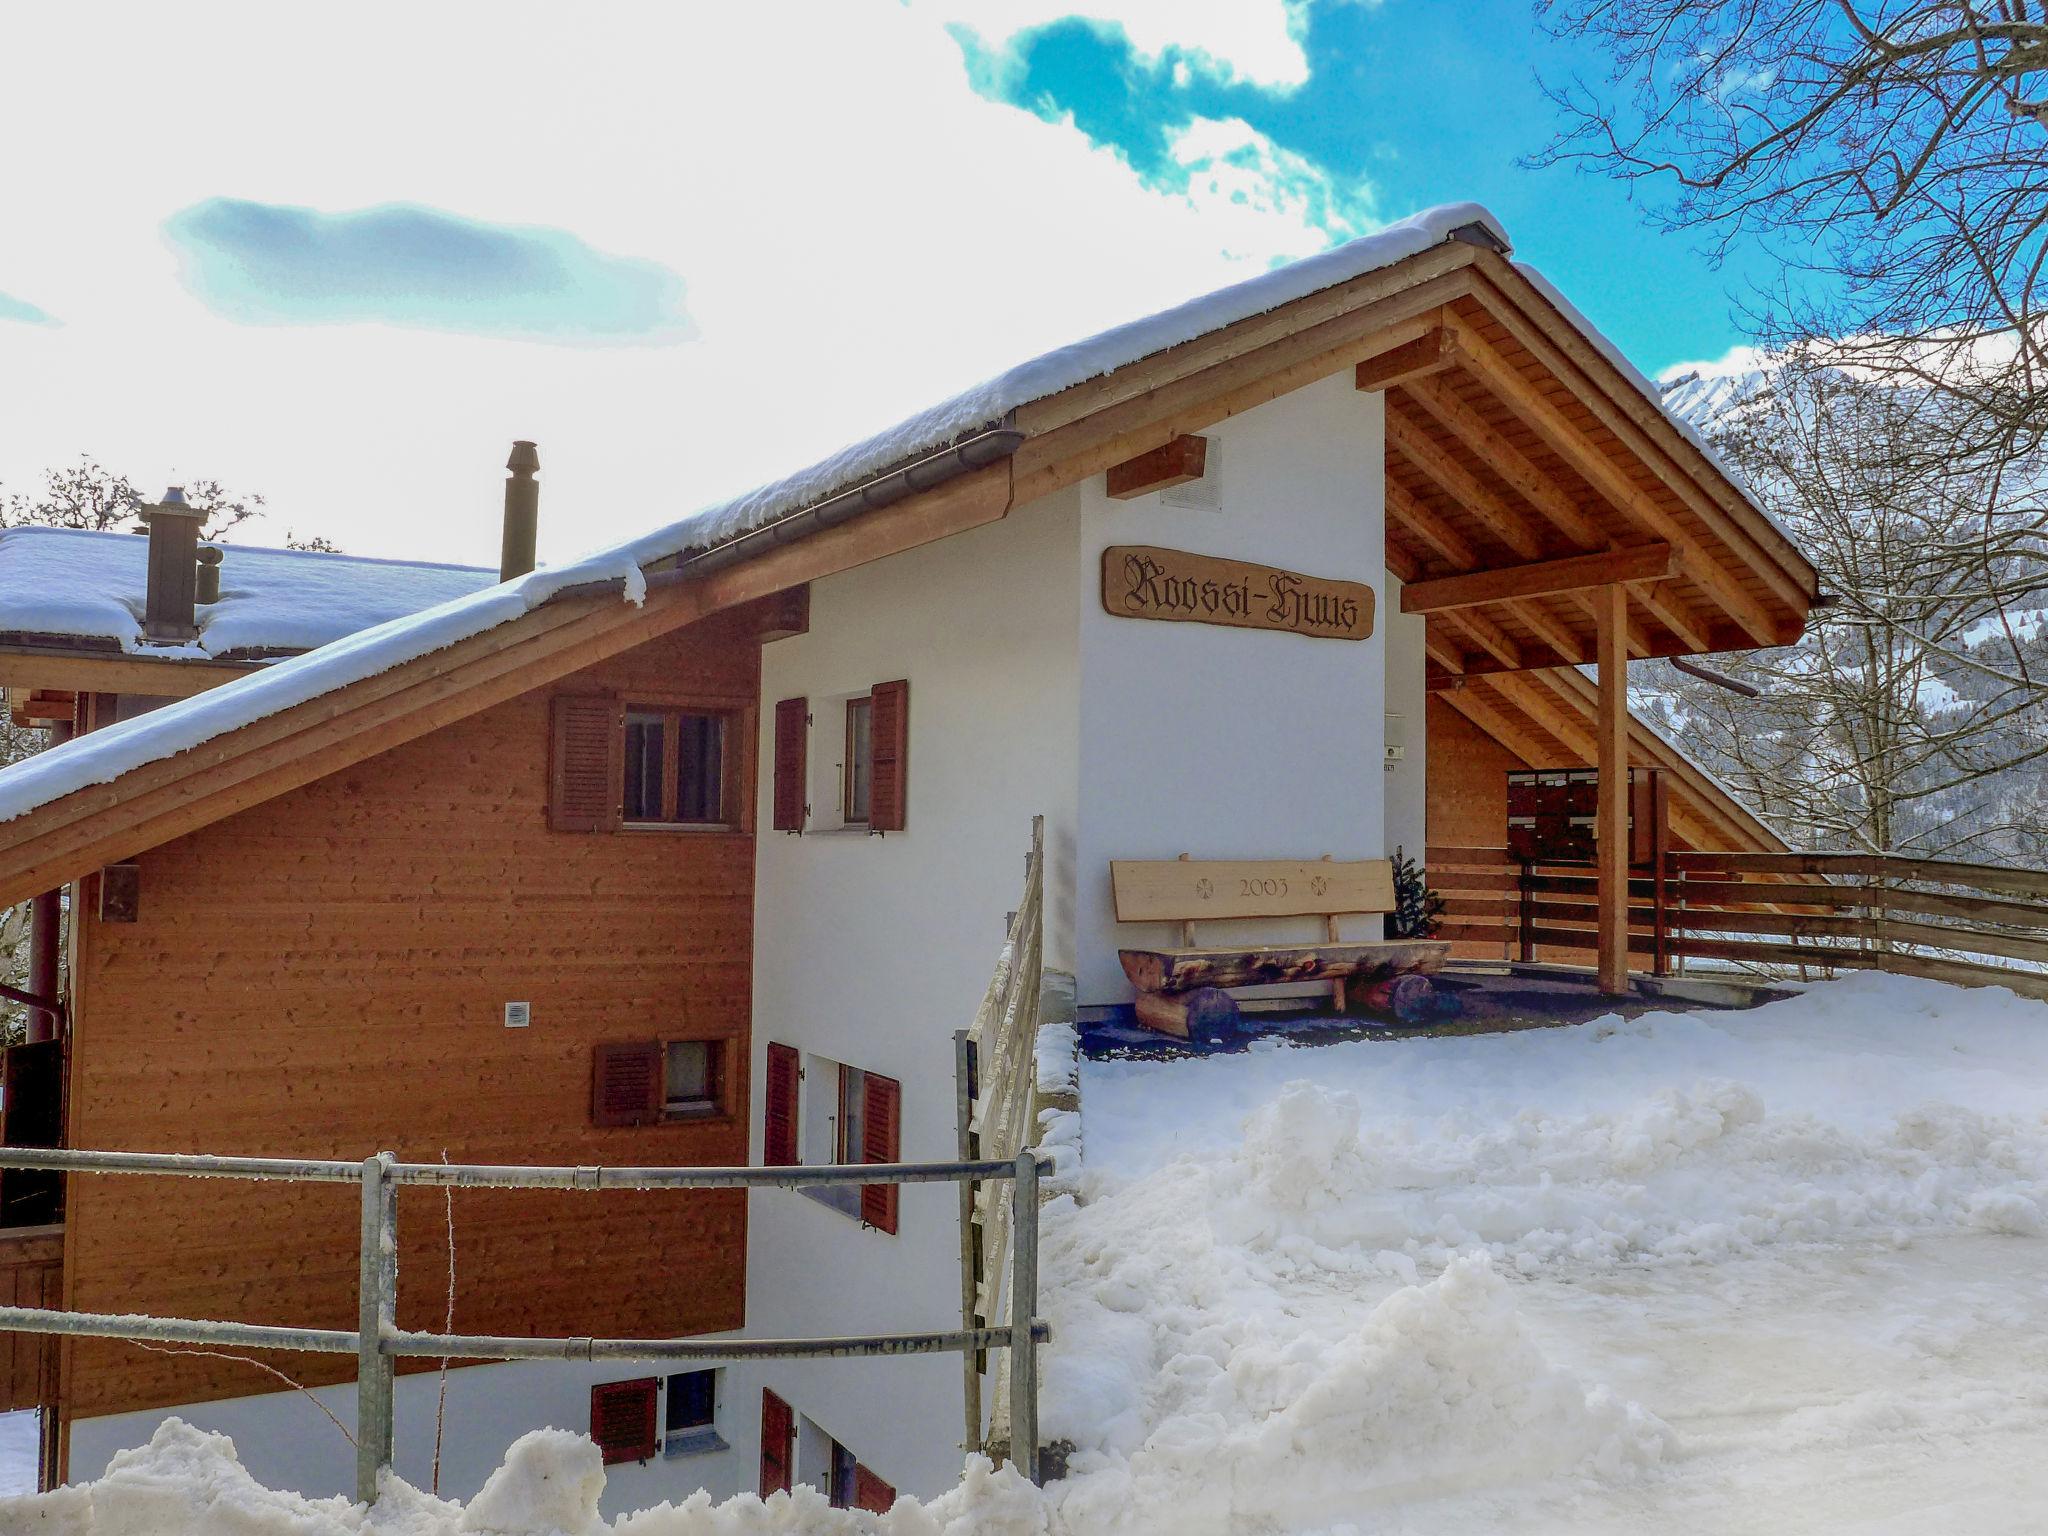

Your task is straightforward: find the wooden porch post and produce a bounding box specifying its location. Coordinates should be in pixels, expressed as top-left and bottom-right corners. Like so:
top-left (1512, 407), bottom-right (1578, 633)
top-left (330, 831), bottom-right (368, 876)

top-left (1593, 583), bottom-right (1629, 995)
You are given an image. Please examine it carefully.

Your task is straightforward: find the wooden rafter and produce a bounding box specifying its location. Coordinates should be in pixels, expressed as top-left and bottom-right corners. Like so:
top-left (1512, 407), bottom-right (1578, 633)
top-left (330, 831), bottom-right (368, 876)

top-left (1385, 408), bottom-right (1545, 561)
top-left (1438, 607), bottom-right (1522, 669)
top-left (1435, 682), bottom-right (1564, 768)
top-left (1384, 477), bottom-right (1477, 568)
top-left (1353, 327), bottom-right (1458, 393)
top-left (1400, 544), bottom-right (1675, 614)
top-left (1397, 371), bottom-right (1607, 550)
top-left (1106, 434), bottom-right (1207, 499)
top-left (1466, 263), bottom-right (1809, 611)
top-left (1441, 308), bottom-right (1784, 646)
top-left (1504, 597), bottom-right (1587, 663)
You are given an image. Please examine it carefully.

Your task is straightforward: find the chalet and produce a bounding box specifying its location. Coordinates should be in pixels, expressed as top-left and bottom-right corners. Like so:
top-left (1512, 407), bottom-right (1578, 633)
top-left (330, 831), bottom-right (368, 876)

top-left (0, 203), bottom-right (1817, 1513)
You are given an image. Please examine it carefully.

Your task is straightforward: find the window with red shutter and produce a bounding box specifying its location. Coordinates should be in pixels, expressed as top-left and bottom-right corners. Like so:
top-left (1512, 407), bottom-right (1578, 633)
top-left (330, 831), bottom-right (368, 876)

top-left (772, 697), bottom-right (808, 832)
top-left (590, 1378), bottom-right (658, 1464)
top-left (590, 1041), bottom-right (661, 1127)
top-left (759, 1389), bottom-right (794, 1497)
top-left (549, 695), bottom-right (622, 832)
top-left (763, 1042), bottom-right (800, 1166)
top-left (867, 680), bottom-right (908, 832)
top-left (852, 1463), bottom-right (896, 1514)
top-left (859, 1070), bottom-right (902, 1234)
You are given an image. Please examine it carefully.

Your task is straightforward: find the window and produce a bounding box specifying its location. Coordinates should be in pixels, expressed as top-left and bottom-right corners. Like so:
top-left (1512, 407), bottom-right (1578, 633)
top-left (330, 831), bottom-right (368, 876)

top-left (591, 1038), bottom-right (730, 1126)
top-left (549, 694), bottom-right (752, 834)
top-left (842, 696), bottom-right (872, 825)
top-left (795, 1056), bottom-right (901, 1232)
top-left (835, 1065), bottom-right (869, 1164)
top-left (663, 1369), bottom-right (724, 1456)
top-left (664, 1040), bottom-right (723, 1118)
top-left (623, 707), bottom-right (730, 827)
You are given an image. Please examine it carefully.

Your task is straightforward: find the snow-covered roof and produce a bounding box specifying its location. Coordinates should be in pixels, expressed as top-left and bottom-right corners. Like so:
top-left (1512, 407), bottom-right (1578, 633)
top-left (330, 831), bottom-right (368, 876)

top-left (0, 526), bottom-right (497, 660)
top-left (0, 202), bottom-right (1780, 828)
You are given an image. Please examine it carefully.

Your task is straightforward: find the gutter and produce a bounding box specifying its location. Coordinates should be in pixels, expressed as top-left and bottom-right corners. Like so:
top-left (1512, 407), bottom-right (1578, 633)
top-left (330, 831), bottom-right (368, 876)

top-left (542, 423), bottom-right (1025, 608)
top-left (658, 423), bottom-right (1025, 586)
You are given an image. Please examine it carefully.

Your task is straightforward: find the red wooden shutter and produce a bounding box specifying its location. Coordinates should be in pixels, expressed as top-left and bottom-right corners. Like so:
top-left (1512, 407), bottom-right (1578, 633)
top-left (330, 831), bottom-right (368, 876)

top-left (591, 1041), bottom-right (660, 1127)
top-left (763, 1042), bottom-right (800, 1166)
top-left (772, 697), bottom-right (808, 832)
top-left (867, 680), bottom-right (908, 832)
top-left (590, 1378), bottom-right (658, 1464)
top-left (550, 695), bottom-right (622, 832)
top-left (852, 1463), bottom-right (896, 1514)
top-left (859, 1070), bottom-right (902, 1234)
top-left (759, 1389), bottom-right (794, 1497)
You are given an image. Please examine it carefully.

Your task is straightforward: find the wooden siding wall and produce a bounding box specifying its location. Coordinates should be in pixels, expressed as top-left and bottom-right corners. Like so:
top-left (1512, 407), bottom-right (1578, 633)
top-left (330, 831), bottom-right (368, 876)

top-left (0, 1226), bottom-right (62, 1415)
top-left (1426, 697), bottom-right (1529, 853)
top-left (61, 608), bottom-right (766, 1424)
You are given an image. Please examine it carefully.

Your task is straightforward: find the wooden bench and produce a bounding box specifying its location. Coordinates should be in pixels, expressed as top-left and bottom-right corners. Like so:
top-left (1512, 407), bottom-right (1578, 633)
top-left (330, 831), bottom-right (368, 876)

top-left (1112, 855), bottom-right (1450, 1038)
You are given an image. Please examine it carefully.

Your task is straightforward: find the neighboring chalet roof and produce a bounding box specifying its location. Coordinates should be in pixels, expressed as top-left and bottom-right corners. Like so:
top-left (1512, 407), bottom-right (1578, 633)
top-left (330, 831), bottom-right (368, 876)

top-left (1435, 666), bottom-right (1788, 855)
top-left (0, 526), bottom-right (494, 661)
top-left (0, 201), bottom-right (1821, 909)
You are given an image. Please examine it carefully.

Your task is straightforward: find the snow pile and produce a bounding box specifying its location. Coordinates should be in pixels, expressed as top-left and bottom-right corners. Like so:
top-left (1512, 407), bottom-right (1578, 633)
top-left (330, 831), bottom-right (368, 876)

top-left (6, 1420), bottom-right (1047, 1535)
top-left (1076, 973), bottom-right (2048, 1272)
top-left (0, 527), bottom-right (495, 659)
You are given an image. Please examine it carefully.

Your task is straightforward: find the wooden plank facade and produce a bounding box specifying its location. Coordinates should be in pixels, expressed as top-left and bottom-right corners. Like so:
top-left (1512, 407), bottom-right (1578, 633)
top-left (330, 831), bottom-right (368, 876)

top-left (58, 604), bottom-right (769, 1428)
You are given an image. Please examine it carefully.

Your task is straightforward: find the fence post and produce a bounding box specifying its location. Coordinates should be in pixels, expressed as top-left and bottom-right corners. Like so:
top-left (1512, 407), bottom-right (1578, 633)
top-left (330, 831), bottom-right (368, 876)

top-left (1008, 1149), bottom-right (1039, 1485)
top-left (954, 1030), bottom-right (983, 1453)
top-left (355, 1151), bottom-right (397, 1505)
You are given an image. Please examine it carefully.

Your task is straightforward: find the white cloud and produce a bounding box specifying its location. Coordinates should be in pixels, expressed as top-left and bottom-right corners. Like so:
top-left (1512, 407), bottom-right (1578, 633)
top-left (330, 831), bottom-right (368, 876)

top-left (920, 0), bottom-right (1318, 90)
top-left (1657, 344), bottom-right (1771, 384)
top-left (0, 1), bottom-right (1382, 566)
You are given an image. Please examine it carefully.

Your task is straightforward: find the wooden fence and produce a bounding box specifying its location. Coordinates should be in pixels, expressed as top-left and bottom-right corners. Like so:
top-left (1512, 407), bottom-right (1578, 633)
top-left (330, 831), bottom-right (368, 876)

top-left (1428, 845), bottom-right (2048, 1001)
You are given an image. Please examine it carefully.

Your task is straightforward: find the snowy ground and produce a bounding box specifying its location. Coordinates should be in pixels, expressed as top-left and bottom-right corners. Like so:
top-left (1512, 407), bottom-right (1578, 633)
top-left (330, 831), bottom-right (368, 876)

top-left (1041, 970), bottom-right (2048, 1533)
top-left (10, 972), bottom-right (2048, 1533)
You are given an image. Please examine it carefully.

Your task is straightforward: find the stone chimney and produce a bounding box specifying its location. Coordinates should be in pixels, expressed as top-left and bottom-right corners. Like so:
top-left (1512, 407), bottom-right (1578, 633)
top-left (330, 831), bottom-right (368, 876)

top-left (501, 440), bottom-right (540, 582)
top-left (139, 487), bottom-right (205, 642)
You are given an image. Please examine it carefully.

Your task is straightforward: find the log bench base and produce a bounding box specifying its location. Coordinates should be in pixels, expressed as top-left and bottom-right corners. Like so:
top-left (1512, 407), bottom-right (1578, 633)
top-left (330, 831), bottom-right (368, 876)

top-left (1122, 939), bottom-right (1451, 1040)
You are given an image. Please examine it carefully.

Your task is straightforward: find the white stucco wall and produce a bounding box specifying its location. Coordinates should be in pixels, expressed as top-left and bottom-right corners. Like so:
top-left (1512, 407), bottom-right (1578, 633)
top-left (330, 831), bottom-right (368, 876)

top-left (1073, 372), bottom-right (1390, 1007)
top-left (1382, 573), bottom-right (1430, 861)
top-left (743, 493), bottom-right (1083, 1500)
top-left (67, 1353), bottom-right (759, 1521)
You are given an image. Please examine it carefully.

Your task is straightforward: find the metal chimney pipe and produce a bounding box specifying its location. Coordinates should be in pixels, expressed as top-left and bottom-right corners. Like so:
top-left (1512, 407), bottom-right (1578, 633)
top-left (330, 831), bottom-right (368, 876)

top-left (139, 486), bottom-right (205, 641)
top-left (501, 441), bottom-right (540, 582)
top-left (196, 546), bottom-right (223, 606)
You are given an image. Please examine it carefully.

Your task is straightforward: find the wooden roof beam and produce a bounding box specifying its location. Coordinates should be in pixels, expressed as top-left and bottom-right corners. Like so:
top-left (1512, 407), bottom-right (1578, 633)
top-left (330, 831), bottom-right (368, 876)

top-left (1107, 434), bottom-right (1207, 500)
top-left (1505, 597), bottom-right (1589, 663)
top-left (1354, 327), bottom-right (1458, 393)
top-left (1424, 628), bottom-right (1469, 674)
top-left (1385, 408), bottom-right (1545, 561)
top-left (1398, 371), bottom-right (1608, 550)
top-left (1385, 477), bottom-right (1478, 568)
top-left (1633, 580), bottom-right (1711, 653)
top-left (1435, 682), bottom-right (1563, 768)
top-left (1465, 263), bottom-right (1813, 613)
top-left (1400, 543), bottom-right (1675, 614)
top-left (1439, 607), bottom-right (1522, 669)
top-left (1441, 310), bottom-right (1783, 647)
top-left (1570, 589), bottom-right (1658, 659)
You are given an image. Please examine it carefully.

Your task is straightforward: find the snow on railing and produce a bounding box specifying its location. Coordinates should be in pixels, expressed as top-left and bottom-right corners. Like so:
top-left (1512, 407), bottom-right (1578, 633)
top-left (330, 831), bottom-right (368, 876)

top-left (0, 1144), bottom-right (1051, 1500)
top-left (954, 815), bottom-right (1046, 1466)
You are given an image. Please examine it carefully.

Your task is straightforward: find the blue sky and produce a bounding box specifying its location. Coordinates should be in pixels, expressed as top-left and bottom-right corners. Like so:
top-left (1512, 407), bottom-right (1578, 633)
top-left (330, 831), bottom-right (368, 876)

top-left (0, 1), bottom-right (1785, 562)
top-left (953, 1), bottom-right (1780, 374)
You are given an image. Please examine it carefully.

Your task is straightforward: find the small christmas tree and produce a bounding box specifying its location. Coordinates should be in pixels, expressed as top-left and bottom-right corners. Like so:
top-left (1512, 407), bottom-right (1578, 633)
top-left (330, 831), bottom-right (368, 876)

top-left (1389, 846), bottom-right (1445, 939)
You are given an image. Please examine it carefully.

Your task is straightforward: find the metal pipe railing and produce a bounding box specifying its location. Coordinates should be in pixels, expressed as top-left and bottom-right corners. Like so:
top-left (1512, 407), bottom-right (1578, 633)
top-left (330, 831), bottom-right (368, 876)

top-left (0, 1144), bottom-right (1049, 1502)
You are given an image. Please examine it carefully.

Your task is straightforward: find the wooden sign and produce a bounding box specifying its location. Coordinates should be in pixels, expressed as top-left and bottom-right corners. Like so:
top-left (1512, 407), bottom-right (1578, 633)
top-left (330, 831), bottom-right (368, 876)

top-left (1101, 545), bottom-right (1375, 641)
